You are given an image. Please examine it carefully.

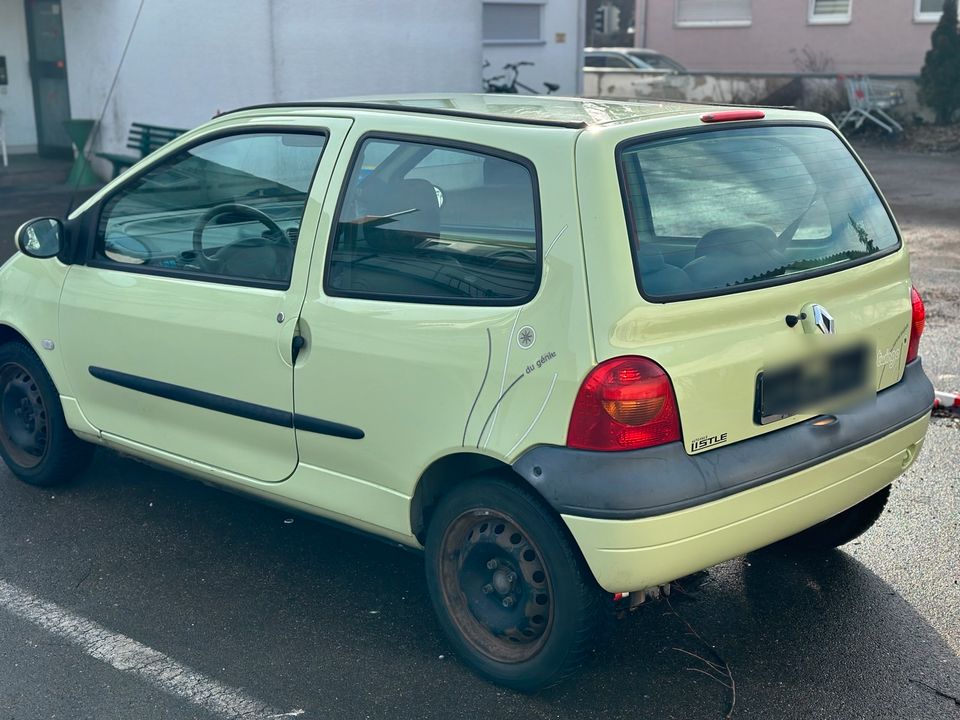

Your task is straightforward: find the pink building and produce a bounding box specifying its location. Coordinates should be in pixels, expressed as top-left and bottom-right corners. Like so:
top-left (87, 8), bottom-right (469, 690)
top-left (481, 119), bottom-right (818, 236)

top-left (635, 0), bottom-right (947, 76)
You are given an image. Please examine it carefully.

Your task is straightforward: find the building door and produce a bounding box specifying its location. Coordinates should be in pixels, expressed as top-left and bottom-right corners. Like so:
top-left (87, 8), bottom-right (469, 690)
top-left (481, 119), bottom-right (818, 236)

top-left (24, 0), bottom-right (71, 157)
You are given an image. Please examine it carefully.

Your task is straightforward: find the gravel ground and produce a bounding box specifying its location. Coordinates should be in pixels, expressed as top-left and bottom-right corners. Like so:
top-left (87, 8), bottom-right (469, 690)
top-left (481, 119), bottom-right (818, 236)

top-left (855, 146), bottom-right (960, 394)
top-left (854, 123), bottom-right (960, 155)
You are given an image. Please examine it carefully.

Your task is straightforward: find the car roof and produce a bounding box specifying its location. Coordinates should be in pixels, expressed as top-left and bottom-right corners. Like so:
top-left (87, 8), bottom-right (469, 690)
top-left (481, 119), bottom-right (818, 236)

top-left (221, 94), bottom-right (717, 130)
top-left (585, 47), bottom-right (662, 55)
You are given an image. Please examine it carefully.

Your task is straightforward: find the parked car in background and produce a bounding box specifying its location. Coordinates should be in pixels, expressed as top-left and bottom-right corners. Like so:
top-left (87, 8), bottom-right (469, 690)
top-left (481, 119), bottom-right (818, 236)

top-left (584, 47), bottom-right (687, 73)
top-left (2, 95), bottom-right (932, 692)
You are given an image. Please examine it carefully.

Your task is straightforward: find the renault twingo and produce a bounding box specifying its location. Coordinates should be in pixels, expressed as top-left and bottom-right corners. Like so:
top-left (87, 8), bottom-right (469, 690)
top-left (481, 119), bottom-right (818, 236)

top-left (1, 96), bottom-right (932, 690)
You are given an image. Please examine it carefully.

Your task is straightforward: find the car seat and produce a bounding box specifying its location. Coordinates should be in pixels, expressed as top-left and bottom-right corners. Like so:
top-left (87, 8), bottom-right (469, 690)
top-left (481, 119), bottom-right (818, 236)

top-left (683, 224), bottom-right (784, 290)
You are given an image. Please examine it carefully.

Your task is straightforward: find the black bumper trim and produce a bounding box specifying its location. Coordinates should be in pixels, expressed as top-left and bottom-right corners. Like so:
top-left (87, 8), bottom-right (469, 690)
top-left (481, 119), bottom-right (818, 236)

top-left (512, 360), bottom-right (933, 520)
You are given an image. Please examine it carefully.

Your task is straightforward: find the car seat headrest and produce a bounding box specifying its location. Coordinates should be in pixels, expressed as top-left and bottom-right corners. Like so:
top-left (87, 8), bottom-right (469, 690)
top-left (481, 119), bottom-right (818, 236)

top-left (696, 224), bottom-right (779, 259)
top-left (358, 178), bottom-right (440, 253)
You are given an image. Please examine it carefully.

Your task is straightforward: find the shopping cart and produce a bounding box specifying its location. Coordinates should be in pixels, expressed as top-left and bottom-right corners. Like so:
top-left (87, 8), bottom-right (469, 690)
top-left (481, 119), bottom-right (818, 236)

top-left (836, 75), bottom-right (904, 134)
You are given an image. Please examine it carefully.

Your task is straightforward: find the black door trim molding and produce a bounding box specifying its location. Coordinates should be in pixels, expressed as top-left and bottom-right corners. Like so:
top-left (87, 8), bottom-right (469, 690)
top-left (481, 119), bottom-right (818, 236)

top-left (88, 366), bottom-right (364, 440)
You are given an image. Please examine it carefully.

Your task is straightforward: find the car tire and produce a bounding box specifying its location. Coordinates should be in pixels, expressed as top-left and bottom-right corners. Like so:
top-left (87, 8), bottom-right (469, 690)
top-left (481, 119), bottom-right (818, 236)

top-left (777, 485), bottom-right (891, 551)
top-left (424, 475), bottom-right (602, 691)
top-left (0, 341), bottom-right (93, 486)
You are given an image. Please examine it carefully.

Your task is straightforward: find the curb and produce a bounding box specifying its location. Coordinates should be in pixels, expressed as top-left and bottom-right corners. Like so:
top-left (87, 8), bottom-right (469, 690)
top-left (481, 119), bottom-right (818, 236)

top-left (933, 389), bottom-right (960, 415)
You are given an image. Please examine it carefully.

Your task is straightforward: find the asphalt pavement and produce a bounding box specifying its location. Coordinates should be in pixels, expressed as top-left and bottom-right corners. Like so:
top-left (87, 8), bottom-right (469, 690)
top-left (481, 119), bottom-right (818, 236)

top-left (0, 147), bottom-right (957, 719)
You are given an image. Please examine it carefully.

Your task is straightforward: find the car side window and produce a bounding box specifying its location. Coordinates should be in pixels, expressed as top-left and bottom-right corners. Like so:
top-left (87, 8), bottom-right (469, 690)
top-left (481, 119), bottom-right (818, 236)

top-left (325, 137), bottom-right (540, 305)
top-left (94, 132), bottom-right (327, 287)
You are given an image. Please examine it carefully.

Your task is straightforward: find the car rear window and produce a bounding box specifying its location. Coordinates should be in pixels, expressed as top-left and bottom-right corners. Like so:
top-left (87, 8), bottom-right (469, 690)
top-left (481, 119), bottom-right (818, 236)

top-left (619, 125), bottom-right (900, 300)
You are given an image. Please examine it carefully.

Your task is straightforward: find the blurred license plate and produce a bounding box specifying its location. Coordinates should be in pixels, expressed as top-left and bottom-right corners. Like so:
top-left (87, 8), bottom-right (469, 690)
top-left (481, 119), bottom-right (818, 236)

top-left (755, 344), bottom-right (872, 424)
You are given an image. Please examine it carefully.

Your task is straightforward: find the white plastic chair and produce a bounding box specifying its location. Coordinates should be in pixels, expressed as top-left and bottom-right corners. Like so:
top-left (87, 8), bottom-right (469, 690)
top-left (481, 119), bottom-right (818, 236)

top-left (837, 75), bottom-right (904, 135)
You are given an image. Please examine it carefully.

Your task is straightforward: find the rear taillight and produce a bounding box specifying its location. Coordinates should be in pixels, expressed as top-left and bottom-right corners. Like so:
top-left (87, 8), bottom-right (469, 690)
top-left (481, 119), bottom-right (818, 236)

top-left (567, 356), bottom-right (681, 452)
top-left (906, 286), bottom-right (925, 364)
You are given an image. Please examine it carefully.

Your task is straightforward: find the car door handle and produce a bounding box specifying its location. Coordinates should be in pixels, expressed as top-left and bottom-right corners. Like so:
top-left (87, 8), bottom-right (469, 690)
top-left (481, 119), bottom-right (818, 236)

top-left (291, 335), bottom-right (306, 364)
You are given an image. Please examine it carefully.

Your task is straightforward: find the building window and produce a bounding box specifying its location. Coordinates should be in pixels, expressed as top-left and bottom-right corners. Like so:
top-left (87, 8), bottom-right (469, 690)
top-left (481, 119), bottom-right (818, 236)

top-left (675, 0), bottom-right (752, 27)
top-left (914, 0), bottom-right (945, 22)
top-left (482, 2), bottom-right (544, 43)
top-left (808, 0), bottom-right (851, 24)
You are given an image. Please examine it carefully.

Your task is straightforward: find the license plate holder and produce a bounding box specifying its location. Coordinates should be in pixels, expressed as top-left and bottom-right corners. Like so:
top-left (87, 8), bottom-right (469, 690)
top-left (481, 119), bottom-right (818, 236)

top-left (755, 344), bottom-right (872, 425)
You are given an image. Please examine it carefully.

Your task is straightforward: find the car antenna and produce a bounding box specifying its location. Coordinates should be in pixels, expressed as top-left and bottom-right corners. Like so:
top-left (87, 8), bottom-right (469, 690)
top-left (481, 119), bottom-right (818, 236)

top-left (65, 0), bottom-right (147, 217)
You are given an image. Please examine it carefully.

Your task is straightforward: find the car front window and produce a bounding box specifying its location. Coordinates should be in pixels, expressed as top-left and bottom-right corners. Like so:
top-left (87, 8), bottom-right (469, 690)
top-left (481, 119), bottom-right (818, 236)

top-left (629, 53), bottom-right (683, 71)
top-left (626, 54), bottom-right (654, 69)
top-left (94, 132), bottom-right (327, 285)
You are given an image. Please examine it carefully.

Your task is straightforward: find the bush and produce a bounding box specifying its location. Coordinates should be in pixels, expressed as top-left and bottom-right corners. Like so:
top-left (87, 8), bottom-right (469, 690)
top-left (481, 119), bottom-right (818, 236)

top-left (919, 0), bottom-right (960, 125)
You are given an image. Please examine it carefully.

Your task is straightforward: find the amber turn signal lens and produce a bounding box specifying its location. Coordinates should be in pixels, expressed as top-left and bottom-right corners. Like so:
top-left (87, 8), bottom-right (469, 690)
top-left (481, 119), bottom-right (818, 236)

top-left (567, 356), bottom-right (681, 451)
top-left (601, 397), bottom-right (665, 425)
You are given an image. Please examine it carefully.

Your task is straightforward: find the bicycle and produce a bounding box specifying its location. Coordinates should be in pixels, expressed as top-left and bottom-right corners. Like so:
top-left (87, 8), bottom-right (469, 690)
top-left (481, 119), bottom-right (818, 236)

top-left (482, 61), bottom-right (560, 95)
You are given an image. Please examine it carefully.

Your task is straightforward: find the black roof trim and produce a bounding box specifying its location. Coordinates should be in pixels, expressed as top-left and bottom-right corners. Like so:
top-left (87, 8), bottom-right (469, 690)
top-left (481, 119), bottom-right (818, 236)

top-left (632, 96), bottom-right (796, 111)
top-left (218, 101), bottom-right (588, 129)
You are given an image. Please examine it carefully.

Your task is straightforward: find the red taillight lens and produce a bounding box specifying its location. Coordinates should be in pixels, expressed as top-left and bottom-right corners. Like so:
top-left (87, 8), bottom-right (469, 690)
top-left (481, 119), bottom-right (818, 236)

top-left (906, 286), bottom-right (925, 364)
top-left (567, 356), bottom-right (681, 451)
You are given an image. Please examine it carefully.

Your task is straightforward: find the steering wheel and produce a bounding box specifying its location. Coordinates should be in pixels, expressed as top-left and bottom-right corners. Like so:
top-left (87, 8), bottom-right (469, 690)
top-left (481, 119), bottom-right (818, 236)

top-left (192, 203), bottom-right (287, 272)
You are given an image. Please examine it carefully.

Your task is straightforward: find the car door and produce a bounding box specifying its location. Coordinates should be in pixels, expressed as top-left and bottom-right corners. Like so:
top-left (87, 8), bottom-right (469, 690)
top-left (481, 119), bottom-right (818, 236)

top-left (288, 125), bottom-right (594, 536)
top-left (59, 119), bottom-right (352, 482)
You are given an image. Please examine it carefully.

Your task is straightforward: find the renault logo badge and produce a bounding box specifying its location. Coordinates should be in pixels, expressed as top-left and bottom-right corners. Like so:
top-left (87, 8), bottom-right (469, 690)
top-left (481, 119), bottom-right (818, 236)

top-left (811, 304), bottom-right (835, 335)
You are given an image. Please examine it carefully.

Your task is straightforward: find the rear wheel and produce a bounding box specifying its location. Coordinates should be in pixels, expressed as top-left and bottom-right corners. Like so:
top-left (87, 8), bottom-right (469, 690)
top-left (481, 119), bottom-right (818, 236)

top-left (777, 485), bottom-right (891, 551)
top-left (425, 476), bottom-right (602, 691)
top-left (0, 342), bottom-right (93, 486)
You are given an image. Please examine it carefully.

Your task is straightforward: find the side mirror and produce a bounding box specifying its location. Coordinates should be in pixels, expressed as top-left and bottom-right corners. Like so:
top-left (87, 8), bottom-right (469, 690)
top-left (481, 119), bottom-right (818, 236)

top-left (15, 218), bottom-right (63, 259)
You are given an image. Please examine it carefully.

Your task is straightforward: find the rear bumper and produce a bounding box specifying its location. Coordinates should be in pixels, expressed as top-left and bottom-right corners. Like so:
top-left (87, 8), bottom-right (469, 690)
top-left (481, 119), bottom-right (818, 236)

top-left (561, 414), bottom-right (928, 593)
top-left (511, 359), bottom-right (933, 594)
top-left (513, 360), bottom-right (934, 519)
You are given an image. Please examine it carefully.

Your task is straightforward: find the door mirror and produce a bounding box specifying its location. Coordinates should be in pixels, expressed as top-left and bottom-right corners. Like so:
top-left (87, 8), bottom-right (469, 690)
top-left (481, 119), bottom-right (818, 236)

top-left (15, 218), bottom-right (63, 259)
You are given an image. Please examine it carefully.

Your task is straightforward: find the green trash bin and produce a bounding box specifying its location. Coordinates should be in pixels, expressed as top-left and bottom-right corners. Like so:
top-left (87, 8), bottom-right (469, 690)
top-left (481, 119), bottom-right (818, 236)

top-left (63, 119), bottom-right (100, 187)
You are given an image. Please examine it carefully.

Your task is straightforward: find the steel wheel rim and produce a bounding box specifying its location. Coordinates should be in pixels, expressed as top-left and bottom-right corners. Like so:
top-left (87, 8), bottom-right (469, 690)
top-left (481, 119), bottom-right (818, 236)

top-left (438, 508), bottom-right (554, 663)
top-left (0, 362), bottom-right (49, 469)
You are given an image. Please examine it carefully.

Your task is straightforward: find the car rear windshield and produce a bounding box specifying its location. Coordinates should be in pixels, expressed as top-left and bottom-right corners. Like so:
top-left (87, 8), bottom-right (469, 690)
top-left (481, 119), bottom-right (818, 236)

top-left (619, 125), bottom-right (900, 301)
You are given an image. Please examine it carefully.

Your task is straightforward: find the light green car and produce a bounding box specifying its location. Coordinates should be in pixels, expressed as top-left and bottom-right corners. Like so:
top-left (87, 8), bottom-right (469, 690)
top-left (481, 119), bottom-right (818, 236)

top-left (1, 96), bottom-right (933, 690)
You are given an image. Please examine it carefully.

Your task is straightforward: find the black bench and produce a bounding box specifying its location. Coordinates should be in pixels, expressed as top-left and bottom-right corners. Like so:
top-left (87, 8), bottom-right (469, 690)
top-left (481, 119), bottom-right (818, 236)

top-left (96, 122), bottom-right (187, 179)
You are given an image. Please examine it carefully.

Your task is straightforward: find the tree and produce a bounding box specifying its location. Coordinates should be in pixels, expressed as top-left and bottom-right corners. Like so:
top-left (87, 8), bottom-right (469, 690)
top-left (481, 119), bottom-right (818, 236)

top-left (919, 0), bottom-right (960, 125)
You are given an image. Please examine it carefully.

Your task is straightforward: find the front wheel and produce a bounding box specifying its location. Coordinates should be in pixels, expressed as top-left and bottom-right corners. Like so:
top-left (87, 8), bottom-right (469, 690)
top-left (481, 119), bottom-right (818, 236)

top-left (777, 485), bottom-right (891, 551)
top-left (425, 477), bottom-right (602, 691)
top-left (0, 342), bottom-right (93, 486)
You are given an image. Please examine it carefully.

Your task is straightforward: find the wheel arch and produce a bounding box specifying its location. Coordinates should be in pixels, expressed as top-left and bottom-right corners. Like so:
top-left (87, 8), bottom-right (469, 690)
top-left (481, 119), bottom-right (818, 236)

top-left (0, 323), bottom-right (41, 360)
top-left (0, 323), bottom-right (30, 346)
top-left (0, 323), bottom-right (60, 387)
top-left (411, 451), bottom-right (543, 544)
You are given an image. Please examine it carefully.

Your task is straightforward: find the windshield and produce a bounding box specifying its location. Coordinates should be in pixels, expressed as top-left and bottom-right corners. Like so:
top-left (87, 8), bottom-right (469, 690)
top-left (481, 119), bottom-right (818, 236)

top-left (628, 52), bottom-right (684, 72)
top-left (619, 125), bottom-right (900, 300)
top-left (625, 55), bottom-right (654, 69)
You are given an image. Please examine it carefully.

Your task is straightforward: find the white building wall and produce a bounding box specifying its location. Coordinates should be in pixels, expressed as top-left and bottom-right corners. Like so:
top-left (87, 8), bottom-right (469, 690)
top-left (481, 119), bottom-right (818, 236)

top-left (4, 0), bottom-right (582, 166)
top-left (62, 0), bottom-right (277, 167)
top-left (271, 0), bottom-right (482, 100)
top-left (0, 0), bottom-right (39, 152)
top-left (60, 0), bottom-right (482, 175)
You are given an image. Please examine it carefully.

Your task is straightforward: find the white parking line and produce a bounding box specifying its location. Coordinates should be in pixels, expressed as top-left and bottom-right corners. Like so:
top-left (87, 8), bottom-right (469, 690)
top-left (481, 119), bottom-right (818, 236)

top-left (0, 579), bottom-right (304, 720)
